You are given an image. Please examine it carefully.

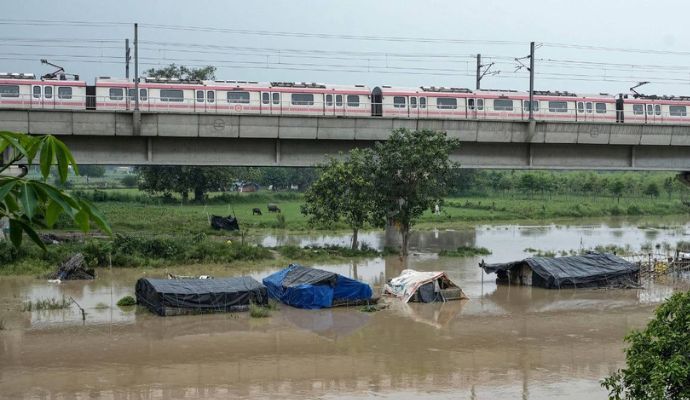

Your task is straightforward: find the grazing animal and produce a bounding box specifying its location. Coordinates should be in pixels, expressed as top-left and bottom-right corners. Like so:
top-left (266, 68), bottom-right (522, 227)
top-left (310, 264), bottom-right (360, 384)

top-left (267, 203), bottom-right (281, 213)
top-left (252, 207), bottom-right (262, 215)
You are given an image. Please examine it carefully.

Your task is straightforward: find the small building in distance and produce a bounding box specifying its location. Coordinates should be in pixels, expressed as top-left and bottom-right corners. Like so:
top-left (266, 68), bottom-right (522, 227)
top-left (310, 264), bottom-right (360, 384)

top-left (234, 182), bottom-right (260, 192)
top-left (479, 252), bottom-right (639, 289)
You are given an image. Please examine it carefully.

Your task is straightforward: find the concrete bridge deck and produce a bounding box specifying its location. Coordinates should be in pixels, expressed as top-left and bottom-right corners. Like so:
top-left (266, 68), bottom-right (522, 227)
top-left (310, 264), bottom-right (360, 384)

top-left (1, 109), bottom-right (690, 169)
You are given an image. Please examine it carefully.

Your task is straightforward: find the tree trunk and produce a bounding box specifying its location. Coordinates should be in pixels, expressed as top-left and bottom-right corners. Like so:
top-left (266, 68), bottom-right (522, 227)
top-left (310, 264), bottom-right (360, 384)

top-left (194, 187), bottom-right (204, 203)
top-left (181, 191), bottom-right (189, 202)
top-left (400, 226), bottom-right (410, 257)
top-left (351, 228), bottom-right (359, 250)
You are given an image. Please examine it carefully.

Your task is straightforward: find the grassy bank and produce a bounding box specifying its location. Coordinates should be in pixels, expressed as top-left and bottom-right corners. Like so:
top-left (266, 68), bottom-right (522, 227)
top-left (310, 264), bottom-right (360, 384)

top-left (70, 191), bottom-right (690, 236)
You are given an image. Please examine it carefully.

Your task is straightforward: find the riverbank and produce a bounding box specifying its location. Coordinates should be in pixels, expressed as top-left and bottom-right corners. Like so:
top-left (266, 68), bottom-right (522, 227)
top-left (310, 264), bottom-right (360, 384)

top-left (59, 190), bottom-right (690, 235)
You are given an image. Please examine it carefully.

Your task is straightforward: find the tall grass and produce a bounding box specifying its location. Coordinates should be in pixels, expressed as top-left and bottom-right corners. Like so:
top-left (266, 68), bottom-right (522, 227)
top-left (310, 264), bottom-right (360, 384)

top-left (22, 298), bottom-right (71, 312)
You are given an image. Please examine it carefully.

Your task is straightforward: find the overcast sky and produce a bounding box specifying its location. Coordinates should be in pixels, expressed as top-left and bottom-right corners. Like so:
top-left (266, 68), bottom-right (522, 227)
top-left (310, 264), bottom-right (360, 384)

top-left (3, 0), bottom-right (690, 95)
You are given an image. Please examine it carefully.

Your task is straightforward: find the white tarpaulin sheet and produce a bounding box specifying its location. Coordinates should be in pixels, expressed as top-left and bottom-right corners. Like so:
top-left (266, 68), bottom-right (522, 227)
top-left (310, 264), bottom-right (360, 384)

top-left (384, 269), bottom-right (465, 303)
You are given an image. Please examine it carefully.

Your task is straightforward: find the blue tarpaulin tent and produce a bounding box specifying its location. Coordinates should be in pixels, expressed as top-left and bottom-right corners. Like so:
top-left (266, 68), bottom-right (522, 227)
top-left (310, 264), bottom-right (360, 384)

top-left (263, 264), bottom-right (373, 309)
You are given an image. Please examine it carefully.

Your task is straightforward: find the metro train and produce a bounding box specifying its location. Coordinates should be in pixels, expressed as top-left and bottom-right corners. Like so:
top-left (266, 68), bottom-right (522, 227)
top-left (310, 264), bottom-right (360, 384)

top-left (1, 72), bottom-right (690, 124)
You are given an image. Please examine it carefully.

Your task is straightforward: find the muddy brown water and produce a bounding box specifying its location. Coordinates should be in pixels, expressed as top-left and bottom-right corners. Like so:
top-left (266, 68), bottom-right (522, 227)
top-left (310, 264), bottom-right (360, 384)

top-left (2, 219), bottom-right (690, 399)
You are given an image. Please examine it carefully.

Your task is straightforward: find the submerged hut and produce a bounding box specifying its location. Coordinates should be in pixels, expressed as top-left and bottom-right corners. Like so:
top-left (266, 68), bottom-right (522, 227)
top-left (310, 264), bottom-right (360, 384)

top-left (262, 264), bottom-right (374, 309)
top-left (384, 269), bottom-right (468, 303)
top-left (479, 252), bottom-right (639, 289)
top-left (135, 277), bottom-right (267, 316)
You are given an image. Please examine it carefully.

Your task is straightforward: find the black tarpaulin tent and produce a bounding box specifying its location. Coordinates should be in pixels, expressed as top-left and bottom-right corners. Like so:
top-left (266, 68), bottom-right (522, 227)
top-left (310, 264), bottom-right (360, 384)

top-left (479, 252), bottom-right (639, 289)
top-left (136, 277), bottom-right (267, 316)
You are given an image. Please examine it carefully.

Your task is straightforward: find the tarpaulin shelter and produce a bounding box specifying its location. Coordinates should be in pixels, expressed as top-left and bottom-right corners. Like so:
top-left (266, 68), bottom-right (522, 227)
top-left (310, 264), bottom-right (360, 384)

top-left (262, 264), bottom-right (373, 309)
top-left (210, 215), bottom-right (239, 231)
top-left (479, 252), bottom-right (639, 289)
top-left (384, 269), bottom-right (468, 303)
top-left (135, 276), bottom-right (267, 316)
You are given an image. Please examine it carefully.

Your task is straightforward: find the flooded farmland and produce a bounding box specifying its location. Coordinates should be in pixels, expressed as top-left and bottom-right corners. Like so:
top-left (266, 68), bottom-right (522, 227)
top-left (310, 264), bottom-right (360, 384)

top-left (1, 218), bottom-right (689, 400)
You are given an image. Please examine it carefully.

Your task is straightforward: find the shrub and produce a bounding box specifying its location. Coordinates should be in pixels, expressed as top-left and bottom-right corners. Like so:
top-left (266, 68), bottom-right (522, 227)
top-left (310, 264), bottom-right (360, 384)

top-left (120, 175), bottom-right (138, 188)
top-left (627, 204), bottom-right (643, 215)
top-left (602, 291), bottom-right (690, 399)
top-left (249, 303), bottom-right (270, 318)
top-left (117, 296), bottom-right (136, 307)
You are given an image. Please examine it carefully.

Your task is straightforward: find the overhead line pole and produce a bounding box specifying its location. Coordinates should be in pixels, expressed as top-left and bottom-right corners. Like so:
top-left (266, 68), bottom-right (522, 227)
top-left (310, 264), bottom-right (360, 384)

top-left (125, 38), bottom-right (130, 79)
top-left (529, 41), bottom-right (535, 121)
top-left (133, 23), bottom-right (141, 136)
top-left (476, 53), bottom-right (481, 90)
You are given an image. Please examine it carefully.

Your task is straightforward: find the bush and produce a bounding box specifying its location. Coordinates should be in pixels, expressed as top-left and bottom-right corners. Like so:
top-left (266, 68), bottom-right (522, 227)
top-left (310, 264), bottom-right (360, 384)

top-left (117, 296), bottom-right (136, 307)
top-left (249, 303), bottom-right (270, 318)
top-left (120, 175), bottom-right (138, 188)
top-left (275, 214), bottom-right (287, 229)
top-left (627, 204), bottom-right (643, 215)
top-left (602, 291), bottom-right (690, 399)
top-left (439, 246), bottom-right (492, 257)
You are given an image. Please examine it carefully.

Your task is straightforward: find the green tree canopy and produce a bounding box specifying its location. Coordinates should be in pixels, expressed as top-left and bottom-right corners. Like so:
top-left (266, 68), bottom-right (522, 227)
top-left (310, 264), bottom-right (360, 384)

top-left (145, 64), bottom-right (216, 80)
top-left (301, 149), bottom-right (375, 249)
top-left (136, 166), bottom-right (232, 202)
top-left (370, 129), bottom-right (460, 255)
top-left (0, 131), bottom-right (111, 249)
top-left (602, 290), bottom-right (690, 400)
top-left (79, 165), bottom-right (106, 178)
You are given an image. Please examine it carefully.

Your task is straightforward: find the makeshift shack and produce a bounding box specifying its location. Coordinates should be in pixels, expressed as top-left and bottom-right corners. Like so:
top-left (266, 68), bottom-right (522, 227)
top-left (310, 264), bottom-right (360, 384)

top-left (135, 276), bottom-right (267, 316)
top-left (384, 269), bottom-right (468, 303)
top-left (262, 264), bottom-right (374, 309)
top-left (479, 252), bottom-right (639, 289)
top-left (47, 253), bottom-right (95, 280)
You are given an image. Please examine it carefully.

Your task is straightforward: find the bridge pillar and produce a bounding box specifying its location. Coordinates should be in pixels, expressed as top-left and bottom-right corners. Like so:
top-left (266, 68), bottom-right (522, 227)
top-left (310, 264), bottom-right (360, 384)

top-left (132, 110), bottom-right (141, 136)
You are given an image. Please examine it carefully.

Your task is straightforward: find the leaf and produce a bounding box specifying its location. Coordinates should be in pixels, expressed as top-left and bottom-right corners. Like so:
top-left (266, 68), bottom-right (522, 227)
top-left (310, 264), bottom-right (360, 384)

top-left (39, 140), bottom-right (54, 180)
top-left (36, 182), bottom-right (78, 214)
top-left (0, 179), bottom-right (17, 202)
top-left (54, 139), bottom-right (79, 176)
top-left (10, 218), bottom-right (46, 251)
top-left (45, 199), bottom-right (62, 228)
top-left (18, 182), bottom-right (38, 220)
top-left (74, 208), bottom-right (90, 231)
top-left (54, 144), bottom-right (69, 183)
top-left (79, 199), bottom-right (112, 234)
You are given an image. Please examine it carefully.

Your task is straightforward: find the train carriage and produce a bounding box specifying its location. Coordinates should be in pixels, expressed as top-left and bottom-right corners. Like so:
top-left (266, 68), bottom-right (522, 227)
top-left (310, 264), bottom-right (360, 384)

top-left (0, 73), bottom-right (86, 110)
top-left (622, 95), bottom-right (690, 125)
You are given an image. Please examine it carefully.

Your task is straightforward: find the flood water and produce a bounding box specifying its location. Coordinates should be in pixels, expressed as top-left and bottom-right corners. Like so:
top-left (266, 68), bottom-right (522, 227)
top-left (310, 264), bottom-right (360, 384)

top-left (2, 217), bottom-right (690, 399)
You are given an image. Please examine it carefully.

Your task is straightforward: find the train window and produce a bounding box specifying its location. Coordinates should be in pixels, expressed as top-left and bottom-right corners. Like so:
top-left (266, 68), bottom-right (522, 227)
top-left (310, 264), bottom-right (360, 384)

top-left (586, 102), bottom-right (593, 113)
top-left (468, 98), bottom-right (475, 110)
top-left (272, 92), bottom-right (280, 105)
top-left (419, 97), bottom-right (426, 108)
top-left (326, 94), bottom-right (333, 106)
top-left (655, 105), bottom-right (661, 115)
top-left (128, 89), bottom-right (136, 99)
top-left (197, 90), bottom-right (205, 103)
top-left (548, 101), bottom-right (568, 113)
top-left (140, 89), bottom-right (147, 101)
top-left (524, 100), bottom-right (539, 112)
top-left (347, 95), bottom-right (359, 107)
top-left (207, 91), bottom-right (214, 103)
top-left (436, 98), bottom-right (457, 109)
top-left (227, 91), bottom-right (250, 104)
top-left (595, 103), bottom-right (607, 114)
top-left (410, 97), bottom-right (417, 108)
top-left (57, 87), bottom-right (72, 99)
top-left (577, 102), bottom-right (584, 113)
top-left (494, 99), bottom-right (513, 111)
top-left (0, 85), bottom-right (20, 98)
top-left (477, 99), bottom-right (484, 110)
top-left (335, 95), bottom-right (343, 107)
top-left (262, 93), bottom-right (269, 105)
top-left (292, 93), bottom-right (314, 105)
top-left (670, 106), bottom-right (687, 116)
top-left (45, 86), bottom-right (53, 99)
top-left (393, 96), bottom-right (406, 108)
top-left (33, 86), bottom-right (41, 99)
top-left (109, 88), bottom-right (124, 101)
top-left (646, 105), bottom-right (653, 115)
top-left (632, 104), bottom-right (644, 115)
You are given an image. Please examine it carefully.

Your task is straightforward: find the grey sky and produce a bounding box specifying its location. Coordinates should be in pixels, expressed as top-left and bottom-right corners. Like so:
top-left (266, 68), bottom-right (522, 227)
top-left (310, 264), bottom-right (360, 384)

top-left (3, 0), bottom-right (690, 95)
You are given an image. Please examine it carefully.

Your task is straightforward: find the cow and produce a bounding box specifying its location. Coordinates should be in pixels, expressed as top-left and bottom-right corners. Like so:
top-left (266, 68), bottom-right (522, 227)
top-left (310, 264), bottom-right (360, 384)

top-left (267, 203), bottom-right (281, 213)
top-left (252, 207), bottom-right (262, 215)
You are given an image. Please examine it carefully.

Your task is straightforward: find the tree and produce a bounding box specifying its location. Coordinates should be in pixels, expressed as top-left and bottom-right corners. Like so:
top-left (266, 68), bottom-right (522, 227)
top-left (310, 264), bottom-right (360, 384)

top-left (0, 131), bottom-right (111, 249)
top-left (602, 290), bottom-right (690, 400)
top-left (610, 178), bottom-right (626, 203)
top-left (663, 176), bottom-right (676, 200)
top-left (145, 64), bottom-right (216, 81)
top-left (644, 182), bottom-right (660, 198)
top-left (136, 166), bottom-right (232, 202)
top-left (370, 129), bottom-right (459, 256)
top-left (518, 173), bottom-right (537, 197)
top-left (79, 165), bottom-right (105, 178)
top-left (301, 149), bottom-right (375, 249)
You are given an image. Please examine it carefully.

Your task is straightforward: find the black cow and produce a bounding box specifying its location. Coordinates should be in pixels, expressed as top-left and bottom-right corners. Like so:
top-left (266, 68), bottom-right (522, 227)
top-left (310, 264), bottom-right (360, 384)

top-left (252, 207), bottom-right (262, 215)
top-left (267, 203), bottom-right (281, 213)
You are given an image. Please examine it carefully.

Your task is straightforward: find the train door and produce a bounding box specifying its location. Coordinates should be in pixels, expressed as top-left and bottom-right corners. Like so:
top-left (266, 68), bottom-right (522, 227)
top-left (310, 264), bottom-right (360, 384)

top-left (468, 98), bottom-right (484, 119)
top-left (325, 93), bottom-right (335, 116)
top-left (335, 94), bottom-right (344, 116)
top-left (271, 92), bottom-right (281, 114)
top-left (646, 103), bottom-right (660, 124)
top-left (418, 96), bottom-right (427, 118)
top-left (409, 96), bottom-right (418, 118)
top-left (206, 90), bottom-right (215, 113)
top-left (43, 85), bottom-right (54, 109)
top-left (371, 87), bottom-right (382, 116)
top-left (31, 85), bottom-right (43, 109)
top-left (195, 90), bottom-right (205, 112)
